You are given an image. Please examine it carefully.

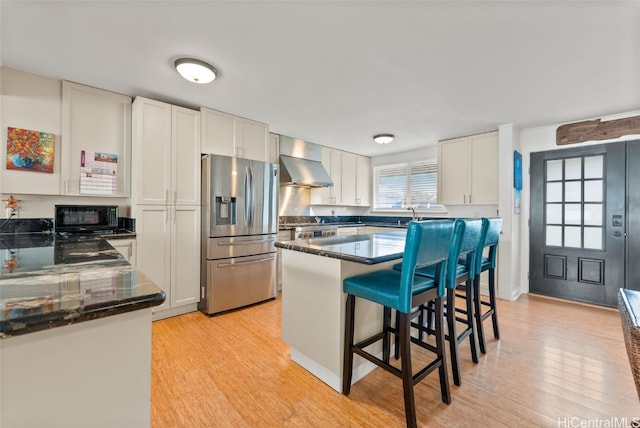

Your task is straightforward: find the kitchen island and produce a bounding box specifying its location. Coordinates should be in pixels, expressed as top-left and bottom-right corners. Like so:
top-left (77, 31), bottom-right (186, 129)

top-left (275, 230), bottom-right (407, 392)
top-left (0, 233), bottom-right (165, 428)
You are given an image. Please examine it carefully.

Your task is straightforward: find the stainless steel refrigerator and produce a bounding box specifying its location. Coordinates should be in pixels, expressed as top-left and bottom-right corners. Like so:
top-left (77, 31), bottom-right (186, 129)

top-left (199, 154), bottom-right (278, 315)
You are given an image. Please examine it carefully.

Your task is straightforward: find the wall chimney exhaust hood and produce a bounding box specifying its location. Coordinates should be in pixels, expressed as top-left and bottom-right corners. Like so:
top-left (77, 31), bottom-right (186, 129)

top-left (278, 135), bottom-right (333, 188)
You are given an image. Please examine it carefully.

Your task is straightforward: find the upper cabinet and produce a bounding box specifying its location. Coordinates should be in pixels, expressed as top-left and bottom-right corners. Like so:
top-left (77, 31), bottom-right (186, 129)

top-left (438, 131), bottom-right (498, 205)
top-left (268, 132), bottom-right (279, 164)
top-left (132, 97), bottom-right (201, 206)
top-left (61, 81), bottom-right (132, 196)
top-left (310, 147), bottom-right (371, 207)
top-left (201, 107), bottom-right (268, 162)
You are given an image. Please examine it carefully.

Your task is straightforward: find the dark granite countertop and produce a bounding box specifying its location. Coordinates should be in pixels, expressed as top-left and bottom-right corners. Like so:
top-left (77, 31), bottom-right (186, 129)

top-left (278, 222), bottom-right (409, 231)
top-left (0, 233), bottom-right (164, 339)
top-left (275, 230), bottom-right (407, 264)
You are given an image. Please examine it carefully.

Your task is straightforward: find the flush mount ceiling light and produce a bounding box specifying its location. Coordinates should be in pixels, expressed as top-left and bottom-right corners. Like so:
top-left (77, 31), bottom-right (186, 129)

top-left (174, 58), bottom-right (217, 84)
top-left (373, 134), bottom-right (394, 144)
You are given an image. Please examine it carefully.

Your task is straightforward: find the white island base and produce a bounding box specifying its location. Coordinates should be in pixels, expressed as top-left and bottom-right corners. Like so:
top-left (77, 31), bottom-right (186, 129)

top-left (0, 309), bottom-right (153, 428)
top-left (281, 249), bottom-right (396, 392)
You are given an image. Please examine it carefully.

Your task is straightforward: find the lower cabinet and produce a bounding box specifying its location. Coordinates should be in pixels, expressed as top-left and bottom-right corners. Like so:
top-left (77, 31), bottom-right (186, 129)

top-left (277, 229), bottom-right (294, 291)
top-left (105, 238), bottom-right (136, 266)
top-left (134, 205), bottom-right (200, 320)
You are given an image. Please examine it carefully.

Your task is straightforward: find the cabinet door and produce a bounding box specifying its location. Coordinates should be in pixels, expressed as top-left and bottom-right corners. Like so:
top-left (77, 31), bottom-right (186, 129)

top-left (132, 97), bottom-right (171, 204)
top-left (61, 81), bottom-right (132, 196)
top-left (438, 137), bottom-right (470, 205)
top-left (201, 107), bottom-right (235, 157)
top-left (469, 132), bottom-right (498, 204)
top-left (106, 238), bottom-right (136, 266)
top-left (171, 106), bottom-right (201, 205)
top-left (356, 155), bottom-right (371, 206)
top-left (268, 133), bottom-right (279, 164)
top-left (134, 206), bottom-right (171, 313)
top-left (341, 152), bottom-right (357, 205)
top-left (310, 147), bottom-right (334, 204)
top-left (171, 206), bottom-right (201, 308)
top-left (238, 118), bottom-right (268, 162)
top-left (329, 149), bottom-right (342, 204)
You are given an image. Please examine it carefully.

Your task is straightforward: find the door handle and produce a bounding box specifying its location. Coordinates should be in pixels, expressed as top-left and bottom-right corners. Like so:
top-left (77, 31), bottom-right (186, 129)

top-left (217, 255), bottom-right (275, 268)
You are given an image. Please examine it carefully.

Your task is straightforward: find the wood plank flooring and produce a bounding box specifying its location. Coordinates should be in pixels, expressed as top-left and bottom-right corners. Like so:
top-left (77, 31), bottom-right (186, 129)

top-left (151, 294), bottom-right (640, 427)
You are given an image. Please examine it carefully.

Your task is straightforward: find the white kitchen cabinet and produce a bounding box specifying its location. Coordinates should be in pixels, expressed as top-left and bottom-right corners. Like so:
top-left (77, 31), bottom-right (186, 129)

top-left (312, 148), bottom-right (371, 207)
top-left (356, 155), bottom-right (371, 206)
top-left (341, 152), bottom-right (357, 206)
top-left (268, 132), bottom-right (279, 164)
top-left (438, 131), bottom-right (498, 205)
top-left (311, 147), bottom-right (342, 205)
top-left (132, 97), bottom-right (200, 206)
top-left (276, 229), bottom-right (294, 291)
top-left (132, 96), bottom-right (201, 320)
top-left (106, 238), bottom-right (136, 266)
top-left (133, 205), bottom-right (200, 319)
top-left (337, 226), bottom-right (365, 236)
top-left (201, 107), bottom-right (269, 162)
top-left (61, 81), bottom-right (132, 196)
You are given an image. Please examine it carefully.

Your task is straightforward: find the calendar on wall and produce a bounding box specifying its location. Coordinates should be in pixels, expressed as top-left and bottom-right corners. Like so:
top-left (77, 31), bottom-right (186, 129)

top-left (80, 150), bottom-right (118, 195)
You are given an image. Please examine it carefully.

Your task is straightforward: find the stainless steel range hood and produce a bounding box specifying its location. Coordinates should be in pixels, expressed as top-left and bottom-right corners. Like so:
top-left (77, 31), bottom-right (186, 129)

top-left (279, 135), bottom-right (333, 188)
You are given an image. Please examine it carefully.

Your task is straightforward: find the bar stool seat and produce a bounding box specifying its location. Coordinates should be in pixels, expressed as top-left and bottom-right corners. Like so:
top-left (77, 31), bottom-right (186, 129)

top-left (342, 219), bottom-right (461, 428)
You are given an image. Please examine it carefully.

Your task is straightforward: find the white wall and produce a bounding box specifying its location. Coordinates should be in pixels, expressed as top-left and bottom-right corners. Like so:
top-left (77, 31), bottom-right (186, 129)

top-left (518, 110), bottom-right (640, 296)
top-left (497, 124), bottom-right (522, 300)
top-left (0, 67), bottom-right (130, 220)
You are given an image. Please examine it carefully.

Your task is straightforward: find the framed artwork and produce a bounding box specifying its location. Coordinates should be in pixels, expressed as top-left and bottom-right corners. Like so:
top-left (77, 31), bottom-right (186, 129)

top-left (513, 150), bottom-right (522, 190)
top-left (6, 127), bottom-right (55, 173)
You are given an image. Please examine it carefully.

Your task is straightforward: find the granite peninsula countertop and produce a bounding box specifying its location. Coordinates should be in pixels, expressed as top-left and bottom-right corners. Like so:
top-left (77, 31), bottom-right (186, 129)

top-left (0, 233), bottom-right (165, 338)
top-left (275, 230), bottom-right (407, 264)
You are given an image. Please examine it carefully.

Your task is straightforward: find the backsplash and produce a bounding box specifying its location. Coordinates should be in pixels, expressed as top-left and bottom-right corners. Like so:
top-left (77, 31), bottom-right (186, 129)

top-left (0, 217), bottom-right (135, 234)
top-left (279, 215), bottom-right (449, 226)
top-left (0, 218), bottom-right (54, 234)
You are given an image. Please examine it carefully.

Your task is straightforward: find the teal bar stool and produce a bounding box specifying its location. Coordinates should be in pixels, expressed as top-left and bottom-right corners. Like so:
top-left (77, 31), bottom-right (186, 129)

top-left (342, 219), bottom-right (460, 428)
top-left (402, 218), bottom-right (484, 386)
top-left (473, 217), bottom-right (503, 354)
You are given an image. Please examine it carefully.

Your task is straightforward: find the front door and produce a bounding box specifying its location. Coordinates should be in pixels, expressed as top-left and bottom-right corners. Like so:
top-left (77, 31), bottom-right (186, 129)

top-left (530, 142), bottom-right (626, 307)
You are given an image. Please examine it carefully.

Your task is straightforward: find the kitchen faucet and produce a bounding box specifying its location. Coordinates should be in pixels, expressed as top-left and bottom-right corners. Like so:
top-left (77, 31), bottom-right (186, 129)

top-left (407, 206), bottom-right (418, 221)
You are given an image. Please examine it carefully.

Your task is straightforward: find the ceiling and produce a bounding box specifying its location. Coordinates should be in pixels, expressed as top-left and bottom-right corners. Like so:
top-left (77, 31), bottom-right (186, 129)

top-left (1, 1), bottom-right (639, 157)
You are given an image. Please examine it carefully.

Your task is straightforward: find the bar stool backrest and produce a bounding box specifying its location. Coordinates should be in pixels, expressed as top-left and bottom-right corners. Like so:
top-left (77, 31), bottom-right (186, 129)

top-left (447, 219), bottom-right (484, 288)
top-left (482, 218), bottom-right (503, 271)
top-left (397, 219), bottom-right (459, 313)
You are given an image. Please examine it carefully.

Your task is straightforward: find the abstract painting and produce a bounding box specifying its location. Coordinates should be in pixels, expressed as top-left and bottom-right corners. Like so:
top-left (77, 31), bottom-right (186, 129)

top-left (6, 127), bottom-right (55, 173)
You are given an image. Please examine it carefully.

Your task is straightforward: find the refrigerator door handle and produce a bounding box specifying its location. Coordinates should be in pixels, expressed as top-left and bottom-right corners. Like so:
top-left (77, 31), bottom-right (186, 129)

top-left (216, 238), bottom-right (276, 246)
top-left (244, 166), bottom-right (251, 228)
top-left (248, 165), bottom-right (255, 228)
top-left (216, 255), bottom-right (276, 268)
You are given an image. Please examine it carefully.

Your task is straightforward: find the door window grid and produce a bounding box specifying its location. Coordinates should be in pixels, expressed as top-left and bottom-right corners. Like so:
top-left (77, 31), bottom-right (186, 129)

top-left (544, 155), bottom-right (604, 250)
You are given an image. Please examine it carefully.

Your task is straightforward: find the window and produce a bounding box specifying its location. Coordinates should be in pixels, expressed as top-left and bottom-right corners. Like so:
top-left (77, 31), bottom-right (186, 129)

top-left (373, 161), bottom-right (441, 211)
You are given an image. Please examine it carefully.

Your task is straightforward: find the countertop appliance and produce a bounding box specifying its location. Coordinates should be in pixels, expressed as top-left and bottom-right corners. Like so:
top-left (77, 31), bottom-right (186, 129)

top-left (200, 154), bottom-right (278, 315)
top-left (54, 205), bottom-right (118, 235)
top-left (294, 224), bottom-right (338, 239)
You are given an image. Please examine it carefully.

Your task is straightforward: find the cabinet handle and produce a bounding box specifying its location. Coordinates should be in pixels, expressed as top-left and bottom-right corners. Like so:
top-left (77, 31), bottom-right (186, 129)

top-left (174, 191), bottom-right (177, 204)
top-left (165, 190), bottom-right (169, 204)
top-left (463, 195), bottom-right (466, 204)
top-left (469, 194), bottom-right (472, 204)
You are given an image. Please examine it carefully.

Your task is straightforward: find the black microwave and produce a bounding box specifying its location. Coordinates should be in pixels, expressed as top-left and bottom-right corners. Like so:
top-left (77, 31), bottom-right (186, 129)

top-left (54, 205), bottom-right (119, 233)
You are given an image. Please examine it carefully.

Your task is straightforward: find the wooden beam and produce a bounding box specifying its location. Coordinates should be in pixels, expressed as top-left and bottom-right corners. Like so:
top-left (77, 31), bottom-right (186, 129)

top-left (556, 116), bottom-right (640, 145)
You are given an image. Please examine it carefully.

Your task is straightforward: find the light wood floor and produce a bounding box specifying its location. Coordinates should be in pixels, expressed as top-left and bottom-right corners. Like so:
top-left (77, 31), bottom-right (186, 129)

top-left (151, 294), bottom-right (640, 427)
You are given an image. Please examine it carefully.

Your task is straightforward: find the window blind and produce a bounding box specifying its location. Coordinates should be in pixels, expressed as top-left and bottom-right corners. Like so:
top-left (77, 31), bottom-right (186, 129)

top-left (374, 161), bottom-right (439, 210)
